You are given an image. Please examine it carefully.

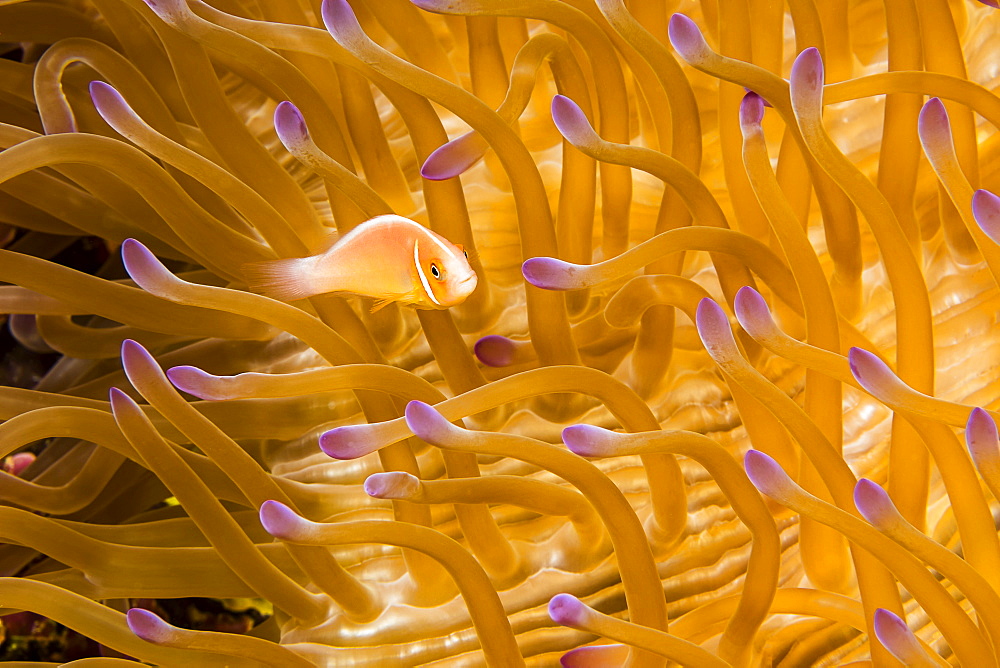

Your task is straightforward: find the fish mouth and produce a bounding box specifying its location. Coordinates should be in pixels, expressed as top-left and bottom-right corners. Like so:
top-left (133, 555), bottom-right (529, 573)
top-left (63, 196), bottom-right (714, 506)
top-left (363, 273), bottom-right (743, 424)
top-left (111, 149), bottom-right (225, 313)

top-left (452, 273), bottom-right (478, 301)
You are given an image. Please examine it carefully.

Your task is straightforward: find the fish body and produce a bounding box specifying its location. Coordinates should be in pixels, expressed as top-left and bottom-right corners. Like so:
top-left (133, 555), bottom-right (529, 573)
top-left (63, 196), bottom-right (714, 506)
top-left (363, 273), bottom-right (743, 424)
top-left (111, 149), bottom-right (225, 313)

top-left (244, 215), bottom-right (478, 309)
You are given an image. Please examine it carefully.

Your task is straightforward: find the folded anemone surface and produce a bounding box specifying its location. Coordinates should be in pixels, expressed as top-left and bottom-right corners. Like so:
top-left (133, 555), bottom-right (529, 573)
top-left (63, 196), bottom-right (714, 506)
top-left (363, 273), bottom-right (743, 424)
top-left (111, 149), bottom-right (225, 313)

top-left (1, 0), bottom-right (1000, 665)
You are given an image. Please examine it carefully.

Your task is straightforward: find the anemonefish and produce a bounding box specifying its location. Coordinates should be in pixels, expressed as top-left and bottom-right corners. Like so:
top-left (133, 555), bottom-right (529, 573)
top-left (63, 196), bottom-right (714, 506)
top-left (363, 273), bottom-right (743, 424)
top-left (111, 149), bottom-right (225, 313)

top-left (243, 214), bottom-right (478, 311)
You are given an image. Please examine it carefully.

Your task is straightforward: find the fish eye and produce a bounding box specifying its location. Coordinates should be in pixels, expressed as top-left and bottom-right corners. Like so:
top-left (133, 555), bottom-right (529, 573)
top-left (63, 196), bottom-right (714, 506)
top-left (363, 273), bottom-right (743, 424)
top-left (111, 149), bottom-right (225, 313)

top-left (430, 263), bottom-right (441, 279)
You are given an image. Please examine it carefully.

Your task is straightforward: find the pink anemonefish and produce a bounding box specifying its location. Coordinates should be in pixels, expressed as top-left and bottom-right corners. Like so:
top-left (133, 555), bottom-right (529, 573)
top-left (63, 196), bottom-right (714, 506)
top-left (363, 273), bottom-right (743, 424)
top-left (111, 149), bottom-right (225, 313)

top-left (243, 214), bottom-right (478, 311)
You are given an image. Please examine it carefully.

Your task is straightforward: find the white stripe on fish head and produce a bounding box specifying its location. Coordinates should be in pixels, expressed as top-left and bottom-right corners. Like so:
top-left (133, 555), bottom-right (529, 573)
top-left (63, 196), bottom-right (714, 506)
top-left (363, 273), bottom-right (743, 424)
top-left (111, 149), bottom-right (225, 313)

top-left (413, 237), bottom-right (440, 306)
top-left (401, 217), bottom-right (463, 263)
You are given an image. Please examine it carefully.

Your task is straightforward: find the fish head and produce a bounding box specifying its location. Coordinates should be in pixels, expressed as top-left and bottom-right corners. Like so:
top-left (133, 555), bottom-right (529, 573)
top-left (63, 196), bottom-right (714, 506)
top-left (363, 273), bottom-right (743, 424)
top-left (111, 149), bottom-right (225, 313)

top-left (413, 233), bottom-right (478, 308)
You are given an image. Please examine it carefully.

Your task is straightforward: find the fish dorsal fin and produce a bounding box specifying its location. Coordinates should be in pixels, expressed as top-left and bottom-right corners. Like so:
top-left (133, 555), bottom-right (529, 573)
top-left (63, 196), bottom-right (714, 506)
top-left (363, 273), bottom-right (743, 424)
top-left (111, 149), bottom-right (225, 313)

top-left (455, 243), bottom-right (478, 264)
top-left (308, 229), bottom-right (341, 255)
top-left (412, 237), bottom-right (441, 306)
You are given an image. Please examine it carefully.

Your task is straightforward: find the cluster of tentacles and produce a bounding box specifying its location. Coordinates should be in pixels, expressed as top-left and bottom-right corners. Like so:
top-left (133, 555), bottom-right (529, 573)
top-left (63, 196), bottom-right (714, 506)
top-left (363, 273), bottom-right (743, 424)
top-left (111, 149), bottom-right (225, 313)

top-left (1, 0), bottom-right (1000, 665)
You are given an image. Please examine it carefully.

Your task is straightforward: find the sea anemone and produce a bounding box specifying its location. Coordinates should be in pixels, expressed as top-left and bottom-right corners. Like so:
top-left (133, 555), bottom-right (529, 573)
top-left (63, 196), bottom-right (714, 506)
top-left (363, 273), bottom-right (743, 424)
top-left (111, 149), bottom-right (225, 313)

top-left (0, 0), bottom-right (999, 665)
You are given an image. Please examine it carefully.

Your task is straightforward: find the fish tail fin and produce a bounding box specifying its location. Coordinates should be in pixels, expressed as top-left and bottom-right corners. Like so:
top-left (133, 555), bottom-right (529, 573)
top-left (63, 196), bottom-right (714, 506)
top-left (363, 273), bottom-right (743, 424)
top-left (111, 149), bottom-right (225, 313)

top-left (242, 258), bottom-right (315, 301)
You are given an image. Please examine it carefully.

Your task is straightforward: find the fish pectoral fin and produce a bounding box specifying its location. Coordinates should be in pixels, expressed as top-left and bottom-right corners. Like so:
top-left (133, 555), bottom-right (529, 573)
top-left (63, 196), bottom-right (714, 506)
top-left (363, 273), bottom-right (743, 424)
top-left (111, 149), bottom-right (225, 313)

top-left (307, 229), bottom-right (340, 255)
top-left (369, 299), bottom-right (394, 313)
top-left (369, 289), bottom-right (420, 313)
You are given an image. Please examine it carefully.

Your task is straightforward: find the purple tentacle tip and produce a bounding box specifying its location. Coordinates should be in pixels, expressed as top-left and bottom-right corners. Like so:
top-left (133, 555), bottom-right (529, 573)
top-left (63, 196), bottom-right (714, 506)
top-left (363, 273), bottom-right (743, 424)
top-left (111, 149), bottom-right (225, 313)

top-left (743, 449), bottom-right (789, 497)
top-left (108, 387), bottom-right (141, 426)
top-left (854, 478), bottom-right (896, 527)
top-left (667, 14), bottom-right (708, 62)
top-left (421, 145), bottom-right (464, 181)
top-left (107, 386), bottom-right (132, 412)
top-left (966, 407), bottom-right (999, 459)
top-left (121, 237), bottom-right (153, 275)
top-left (318, 424), bottom-right (378, 460)
top-left (873, 607), bottom-right (904, 631)
top-left (846, 347), bottom-right (888, 387)
top-left (972, 190), bottom-right (1000, 243)
top-left (274, 101), bottom-right (308, 147)
top-left (127, 608), bottom-right (170, 643)
top-left (364, 471), bottom-right (419, 499)
top-left (142, 0), bottom-right (184, 19)
top-left (968, 406), bottom-right (998, 438)
top-left (790, 47), bottom-right (824, 97)
top-left (88, 80), bottom-right (121, 112)
top-left (695, 296), bottom-right (726, 323)
top-left (2, 452), bottom-right (34, 477)
top-left (695, 297), bottom-right (732, 350)
top-left (404, 400), bottom-right (453, 442)
top-left (121, 238), bottom-right (172, 290)
top-left (743, 88), bottom-right (772, 107)
top-left (474, 335), bottom-right (516, 367)
top-left (918, 97), bottom-right (949, 136)
top-left (521, 257), bottom-right (575, 290)
top-left (321, 0), bottom-right (358, 35)
top-left (977, 0), bottom-right (999, 8)
top-left (551, 95), bottom-right (594, 144)
top-left (733, 286), bottom-right (769, 330)
top-left (120, 338), bottom-right (157, 370)
top-left (739, 92), bottom-right (766, 127)
top-left (165, 366), bottom-right (207, 398)
top-left (548, 593), bottom-right (586, 627)
top-left (259, 499), bottom-right (299, 539)
top-left (121, 339), bottom-right (163, 389)
top-left (873, 608), bottom-right (914, 656)
top-left (561, 424), bottom-right (613, 457)
top-left (846, 346), bottom-right (866, 379)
